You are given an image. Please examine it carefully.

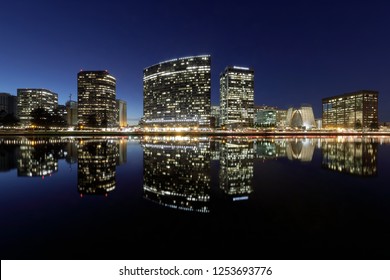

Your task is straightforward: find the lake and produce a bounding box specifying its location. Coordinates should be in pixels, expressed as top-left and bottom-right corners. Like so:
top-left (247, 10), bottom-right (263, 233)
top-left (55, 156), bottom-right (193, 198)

top-left (1, 135), bottom-right (390, 260)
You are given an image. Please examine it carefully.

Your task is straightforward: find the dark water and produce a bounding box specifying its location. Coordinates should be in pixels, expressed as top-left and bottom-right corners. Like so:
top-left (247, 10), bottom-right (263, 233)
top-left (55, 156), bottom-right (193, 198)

top-left (1, 135), bottom-right (390, 260)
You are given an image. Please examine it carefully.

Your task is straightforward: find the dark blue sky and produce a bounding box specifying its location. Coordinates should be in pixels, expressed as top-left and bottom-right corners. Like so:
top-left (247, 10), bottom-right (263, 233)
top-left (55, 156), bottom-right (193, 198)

top-left (1, 0), bottom-right (390, 123)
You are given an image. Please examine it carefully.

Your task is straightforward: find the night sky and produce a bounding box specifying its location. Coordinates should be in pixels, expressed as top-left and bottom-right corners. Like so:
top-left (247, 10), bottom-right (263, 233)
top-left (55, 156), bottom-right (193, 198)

top-left (1, 0), bottom-right (390, 124)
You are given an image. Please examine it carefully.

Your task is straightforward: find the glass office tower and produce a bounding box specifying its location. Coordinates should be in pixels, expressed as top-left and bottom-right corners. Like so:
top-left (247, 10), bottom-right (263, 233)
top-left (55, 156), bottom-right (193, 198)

top-left (77, 70), bottom-right (116, 128)
top-left (143, 55), bottom-right (211, 128)
top-left (220, 66), bottom-right (254, 128)
top-left (322, 90), bottom-right (378, 129)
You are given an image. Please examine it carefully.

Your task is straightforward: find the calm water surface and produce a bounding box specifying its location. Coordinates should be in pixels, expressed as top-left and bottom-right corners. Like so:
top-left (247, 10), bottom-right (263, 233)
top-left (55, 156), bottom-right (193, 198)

top-left (1, 135), bottom-right (390, 259)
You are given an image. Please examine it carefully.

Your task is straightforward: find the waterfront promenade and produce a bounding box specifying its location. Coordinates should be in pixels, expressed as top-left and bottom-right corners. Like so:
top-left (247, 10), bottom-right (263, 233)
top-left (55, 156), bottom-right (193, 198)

top-left (1, 129), bottom-right (390, 137)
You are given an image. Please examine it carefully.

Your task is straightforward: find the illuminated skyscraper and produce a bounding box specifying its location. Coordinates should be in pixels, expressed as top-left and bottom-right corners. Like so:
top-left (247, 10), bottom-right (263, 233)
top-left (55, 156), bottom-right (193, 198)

top-left (77, 70), bottom-right (116, 128)
top-left (220, 66), bottom-right (254, 128)
top-left (17, 89), bottom-right (58, 126)
top-left (116, 99), bottom-right (127, 127)
top-left (322, 90), bottom-right (379, 129)
top-left (143, 55), bottom-right (211, 127)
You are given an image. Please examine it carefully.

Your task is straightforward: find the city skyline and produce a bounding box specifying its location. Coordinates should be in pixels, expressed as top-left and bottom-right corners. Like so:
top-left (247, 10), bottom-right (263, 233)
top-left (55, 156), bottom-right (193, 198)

top-left (1, 0), bottom-right (390, 124)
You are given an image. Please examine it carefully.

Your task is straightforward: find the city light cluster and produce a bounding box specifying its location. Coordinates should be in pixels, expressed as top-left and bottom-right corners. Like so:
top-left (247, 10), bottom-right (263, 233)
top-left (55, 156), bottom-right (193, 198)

top-left (0, 55), bottom-right (383, 133)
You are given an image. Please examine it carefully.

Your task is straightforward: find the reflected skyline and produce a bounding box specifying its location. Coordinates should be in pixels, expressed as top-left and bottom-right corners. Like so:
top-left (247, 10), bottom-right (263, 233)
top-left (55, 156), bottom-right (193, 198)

top-left (77, 138), bottom-right (128, 196)
top-left (0, 136), bottom-right (381, 198)
top-left (321, 138), bottom-right (377, 176)
top-left (1, 135), bottom-right (389, 260)
top-left (219, 138), bottom-right (254, 200)
top-left (141, 136), bottom-right (211, 213)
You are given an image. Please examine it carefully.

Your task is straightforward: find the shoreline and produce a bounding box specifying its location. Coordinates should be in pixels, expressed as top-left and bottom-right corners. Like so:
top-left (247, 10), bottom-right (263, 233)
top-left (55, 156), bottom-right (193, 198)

top-left (1, 130), bottom-right (390, 137)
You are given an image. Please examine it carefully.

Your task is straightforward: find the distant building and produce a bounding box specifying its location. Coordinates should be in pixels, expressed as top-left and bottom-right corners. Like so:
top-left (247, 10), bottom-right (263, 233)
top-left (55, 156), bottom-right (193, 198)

top-left (0, 92), bottom-right (17, 116)
top-left (316, 119), bottom-right (322, 129)
top-left (275, 109), bottom-right (287, 128)
top-left (17, 89), bottom-right (58, 126)
top-left (143, 55), bottom-right (211, 127)
top-left (322, 90), bottom-right (379, 129)
top-left (66, 100), bottom-right (78, 126)
top-left (286, 105), bottom-right (316, 129)
top-left (77, 70), bottom-right (117, 128)
top-left (210, 105), bottom-right (220, 128)
top-left (116, 99), bottom-right (127, 127)
top-left (254, 106), bottom-right (277, 127)
top-left (220, 66), bottom-right (254, 128)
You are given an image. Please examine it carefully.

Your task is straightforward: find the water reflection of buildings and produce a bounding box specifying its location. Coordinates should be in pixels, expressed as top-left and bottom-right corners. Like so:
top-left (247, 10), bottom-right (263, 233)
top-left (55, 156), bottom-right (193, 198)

top-left (286, 138), bottom-right (316, 162)
top-left (254, 138), bottom-right (316, 162)
top-left (219, 138), bottom-right (254, 200)
top-left (254, 139), bottom-right (286, 160)
top-left (1, 138), bottom-right (74, 175)
top-left (321, 138), bottom-right (377, 176)
top-left (77, 139), bottom-right (123, 196)
top-left (142, 136), bottom-right (211, 213)
top-left (17, 138), bottom-right (67, 177)
top-left (0, 141), bottom-right (18, 172)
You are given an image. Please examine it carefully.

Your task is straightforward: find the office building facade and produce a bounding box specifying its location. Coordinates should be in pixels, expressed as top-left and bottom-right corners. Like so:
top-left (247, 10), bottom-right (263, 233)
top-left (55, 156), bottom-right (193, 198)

top-left (143, 55), bottom-right (211, 127)
top-left (66, 100), bottom-right (78, 126)
top-left (0, 92), bottom-right (17, 116)
top-left (322, 90), bottom-right (379, 129)
top-left (17, 89), bottom-right (58, 126)
top-left (220, 66), bottom-right (254, 128)
top-left (254, 105), bottom-right (277, 127)
top-left (116, 99), bottom-right (127, 127)
top-left (77, 70), bottom-right (117, 128)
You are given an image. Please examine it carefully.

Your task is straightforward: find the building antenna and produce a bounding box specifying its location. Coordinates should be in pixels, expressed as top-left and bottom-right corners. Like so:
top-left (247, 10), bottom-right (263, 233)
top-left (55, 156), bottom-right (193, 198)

top-left (69, 93), bottom-right (72, 102)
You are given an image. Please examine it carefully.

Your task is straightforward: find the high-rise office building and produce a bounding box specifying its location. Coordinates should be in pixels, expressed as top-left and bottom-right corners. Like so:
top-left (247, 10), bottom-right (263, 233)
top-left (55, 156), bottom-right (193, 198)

top-left (116, 99), bottom-right (127, 127)
top-left (322, 90), bottom-right (379, 129)
top-left (0, 92), bottom-right (17, 116)
top-left (220, 66), bottom-right (254, 128)
top-left (143, 55), bottom-right (211, 127)
top-left (77, 70), bottom-right (116, 128)
top-left (17, 89), bottom-right (58, 126)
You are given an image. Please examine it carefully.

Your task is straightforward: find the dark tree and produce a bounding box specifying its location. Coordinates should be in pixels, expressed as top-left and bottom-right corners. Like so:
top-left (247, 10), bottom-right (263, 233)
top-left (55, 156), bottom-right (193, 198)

top-left (0, 113), bottom-right (20, 127)
top-left (31, 108), bottom-right (51, 128)
top-left (52, 108), bottom-right (67, 127)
